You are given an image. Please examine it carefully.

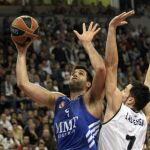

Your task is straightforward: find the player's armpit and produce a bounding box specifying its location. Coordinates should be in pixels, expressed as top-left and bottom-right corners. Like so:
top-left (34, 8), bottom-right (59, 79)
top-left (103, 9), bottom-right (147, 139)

top-left (88, 67), bottom-right (106, 102)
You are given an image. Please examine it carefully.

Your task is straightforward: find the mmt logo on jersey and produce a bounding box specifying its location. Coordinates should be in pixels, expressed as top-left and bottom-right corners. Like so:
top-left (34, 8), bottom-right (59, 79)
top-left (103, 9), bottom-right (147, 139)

top-left (55, 116), bottom-right (79, 138)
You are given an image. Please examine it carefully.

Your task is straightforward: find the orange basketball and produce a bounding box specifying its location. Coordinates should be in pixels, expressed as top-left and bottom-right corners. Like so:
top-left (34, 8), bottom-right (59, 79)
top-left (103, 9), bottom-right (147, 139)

top-left (10, 15), bottom-right (39, 46)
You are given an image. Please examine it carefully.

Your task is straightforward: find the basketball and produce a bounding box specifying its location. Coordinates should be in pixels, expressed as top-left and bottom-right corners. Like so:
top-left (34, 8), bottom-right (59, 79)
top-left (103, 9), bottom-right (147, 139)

top-left (10, 15), bottom-right (39, 46)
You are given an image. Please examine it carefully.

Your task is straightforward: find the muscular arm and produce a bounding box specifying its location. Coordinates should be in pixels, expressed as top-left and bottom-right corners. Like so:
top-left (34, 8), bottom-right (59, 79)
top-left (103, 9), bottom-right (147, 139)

top-left (16, 46), bottom-right (64, 110)
top-left (83, 41), bottom-right (106, 101)
top-left (105, 11), bottom-right (135, 113)
top-left (144, 64), bottom-right (150, 122)
top-left (74, 22), bottom-right (106, 102)
top-left (105, 22), bottom-right (121, 112)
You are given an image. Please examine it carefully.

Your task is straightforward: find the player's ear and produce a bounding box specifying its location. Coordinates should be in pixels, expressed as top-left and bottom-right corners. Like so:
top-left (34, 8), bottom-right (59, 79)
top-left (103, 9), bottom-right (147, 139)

top-left (127, 96), bottom-right (135, 106)
top-left (86, 81), bottom-right (91, 88)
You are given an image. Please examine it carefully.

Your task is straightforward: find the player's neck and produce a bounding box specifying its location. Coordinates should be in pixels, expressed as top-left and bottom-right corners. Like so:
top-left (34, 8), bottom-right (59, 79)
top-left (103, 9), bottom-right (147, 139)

top-left (70, 90), bottom-right (85, 100)
top-left (128, 105), bottom-right (139, 113)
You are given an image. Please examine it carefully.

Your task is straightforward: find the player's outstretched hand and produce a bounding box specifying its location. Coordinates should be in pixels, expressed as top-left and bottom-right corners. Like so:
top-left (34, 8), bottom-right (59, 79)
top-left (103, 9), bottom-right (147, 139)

top-left (73, 21), bottom-right (101, 44)
top-left (12, 38), bottom-right (33, 53)
top-left (109, 10), bottom-right (135, 28)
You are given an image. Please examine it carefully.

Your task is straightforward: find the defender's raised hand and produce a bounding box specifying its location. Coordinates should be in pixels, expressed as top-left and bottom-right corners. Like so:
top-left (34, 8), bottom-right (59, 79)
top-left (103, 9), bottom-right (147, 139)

top-left (73, 22), bottom-right (101, 44)
top-left (109, 10), bottom-right (135, 28)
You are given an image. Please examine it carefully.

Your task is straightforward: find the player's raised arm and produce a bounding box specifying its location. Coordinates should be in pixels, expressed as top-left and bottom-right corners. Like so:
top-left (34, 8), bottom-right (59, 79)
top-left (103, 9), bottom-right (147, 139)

top-left (74, 22), bottom-right (106, 102)
top-left (144, 64), bottom-right (150, 122)
top-left (15, 41), bottom-right (64, 110)
top-left (105, 11), bottom-right (135, 112)
top-left (144, 64), bottom-right (150, 89)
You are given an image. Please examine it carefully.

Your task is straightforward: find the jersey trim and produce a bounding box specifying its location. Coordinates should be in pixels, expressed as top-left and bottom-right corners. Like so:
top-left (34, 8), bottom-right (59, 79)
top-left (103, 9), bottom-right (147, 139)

top-left (86, 120), bottom-right (100, 148)
top-left (130, 108), bottom-right (140, 113)
top-left (102, 103), bottom-right (122, 125)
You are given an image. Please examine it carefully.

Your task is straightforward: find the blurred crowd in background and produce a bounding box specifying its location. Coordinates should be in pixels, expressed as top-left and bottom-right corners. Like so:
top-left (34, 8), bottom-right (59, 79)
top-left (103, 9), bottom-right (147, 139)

top-left (0, 1), bottom-right (150, 150)
top-left (0, 0), bottom-right (149, 17)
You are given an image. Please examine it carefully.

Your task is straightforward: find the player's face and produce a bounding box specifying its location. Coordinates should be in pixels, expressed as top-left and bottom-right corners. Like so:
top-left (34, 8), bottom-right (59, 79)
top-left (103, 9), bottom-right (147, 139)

top-left (70, 69), bottom-right (87, 82)
top-left (121, 84), bottom-right (133, 103)
top-left (69, 69), bottom-right (88, 91)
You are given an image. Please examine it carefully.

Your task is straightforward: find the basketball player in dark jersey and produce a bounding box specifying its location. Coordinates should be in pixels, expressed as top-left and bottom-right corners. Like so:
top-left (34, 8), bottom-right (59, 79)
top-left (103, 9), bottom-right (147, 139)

top-left (14, 22), bottom-right (106, 149)
top-left (98, 10), bottom-right (150, 150)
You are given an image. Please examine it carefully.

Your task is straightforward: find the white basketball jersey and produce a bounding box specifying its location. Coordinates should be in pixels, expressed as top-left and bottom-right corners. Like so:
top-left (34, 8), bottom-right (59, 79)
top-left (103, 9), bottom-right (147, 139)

top-left (98, 104), bottom-right (147, 150)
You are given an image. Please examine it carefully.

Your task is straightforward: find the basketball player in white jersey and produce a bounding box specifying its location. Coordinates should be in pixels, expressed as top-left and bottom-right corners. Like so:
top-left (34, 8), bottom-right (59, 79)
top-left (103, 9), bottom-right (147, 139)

top-left (98, 10), bottom-right (150, 150)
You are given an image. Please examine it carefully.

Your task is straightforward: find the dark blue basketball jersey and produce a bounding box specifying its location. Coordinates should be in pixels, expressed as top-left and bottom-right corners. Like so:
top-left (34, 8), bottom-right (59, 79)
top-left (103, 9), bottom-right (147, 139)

top-left (54, 95), bottom-right (101, 150)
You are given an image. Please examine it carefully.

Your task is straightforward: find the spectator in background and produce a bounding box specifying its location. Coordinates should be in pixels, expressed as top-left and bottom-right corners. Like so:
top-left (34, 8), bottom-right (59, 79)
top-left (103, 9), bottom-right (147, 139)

top-left (11, 119), bottom-right (23, 143)
top-left (52, 80), bottom-right (59, 91)
top-left (0, 113), bottom-right (12, 131)
top-left (1, 74), bottom-right (14, 99)
top-left (40, 59), bottom-right (52, 75)
top-left (2, 129), bottom-right (20, 149)
top-left (35, 139), bottom-right (48, 150)
top-left (16, 112), bottom-right (24, 128)
top-left (32, 73), bottom-right (45, 87)
top-left (0, 124), bottom-right (5, 144)
top-left (24, 121), bottom-right (38, 147)
top-left (33, 37), bottom-right (42, 54)
top-left (52, 43), bottom-right (69, 67)
top-left (61, 64), bottom-right (70, 96)
top-left (18, 135), bottom-right (32, 150)
top-left (51, 62), bottom-right (63, 91)
top-left (41, 128), bottom-right (56, 150)
top-left (45, 79), bottom-right (56, 91)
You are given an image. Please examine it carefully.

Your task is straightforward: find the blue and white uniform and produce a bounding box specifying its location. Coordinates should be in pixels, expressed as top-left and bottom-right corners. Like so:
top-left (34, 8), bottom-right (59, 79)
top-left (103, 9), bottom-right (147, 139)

top-left (54, 95), bottom-right (101, 150)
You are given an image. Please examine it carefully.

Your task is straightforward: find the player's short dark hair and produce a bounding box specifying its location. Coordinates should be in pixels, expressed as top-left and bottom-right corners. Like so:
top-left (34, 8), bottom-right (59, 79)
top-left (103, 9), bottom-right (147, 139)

top-left (72, 65), bottom-right (93, 83)
top-left (130, 81), bottom-right (150, 111)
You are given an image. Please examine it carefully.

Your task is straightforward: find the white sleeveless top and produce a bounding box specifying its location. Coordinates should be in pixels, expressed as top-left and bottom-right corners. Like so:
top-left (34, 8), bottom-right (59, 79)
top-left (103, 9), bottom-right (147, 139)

top-left (98, 104), bottom-right (147, 150)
